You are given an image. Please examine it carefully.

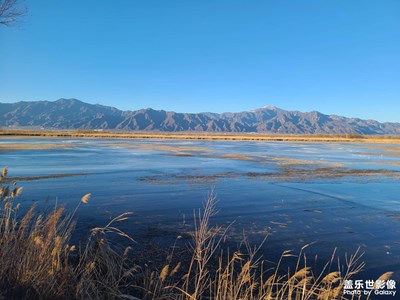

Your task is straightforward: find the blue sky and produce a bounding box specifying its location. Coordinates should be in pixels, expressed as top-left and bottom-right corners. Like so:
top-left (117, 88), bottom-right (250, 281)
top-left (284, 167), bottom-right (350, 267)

top-left (0, 0), bottom-right (399, 122)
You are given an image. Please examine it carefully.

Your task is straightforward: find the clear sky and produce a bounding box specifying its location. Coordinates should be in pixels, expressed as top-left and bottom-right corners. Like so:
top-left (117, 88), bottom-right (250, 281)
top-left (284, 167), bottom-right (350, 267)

top-left (0, 0), bottom-right (399, 122)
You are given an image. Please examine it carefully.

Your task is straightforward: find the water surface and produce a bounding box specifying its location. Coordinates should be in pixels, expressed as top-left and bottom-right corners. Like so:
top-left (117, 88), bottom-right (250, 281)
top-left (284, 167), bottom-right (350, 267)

top-left (1, 138), bottom-right (399, 280)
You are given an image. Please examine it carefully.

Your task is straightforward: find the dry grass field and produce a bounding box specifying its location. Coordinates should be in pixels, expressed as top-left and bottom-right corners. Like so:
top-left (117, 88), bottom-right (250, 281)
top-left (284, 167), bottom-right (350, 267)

top-left (1, 129), bottom-right (400, 144)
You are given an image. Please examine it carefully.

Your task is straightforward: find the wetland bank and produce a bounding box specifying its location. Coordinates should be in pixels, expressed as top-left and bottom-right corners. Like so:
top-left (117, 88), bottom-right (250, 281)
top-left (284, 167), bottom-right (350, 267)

top-left (1, 135), bottom-right (400, 298)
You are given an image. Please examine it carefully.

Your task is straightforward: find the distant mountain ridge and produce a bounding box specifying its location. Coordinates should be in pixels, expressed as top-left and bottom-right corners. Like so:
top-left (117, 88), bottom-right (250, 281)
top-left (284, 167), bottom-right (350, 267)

top-left (1, 98), bottom-right (399, 135)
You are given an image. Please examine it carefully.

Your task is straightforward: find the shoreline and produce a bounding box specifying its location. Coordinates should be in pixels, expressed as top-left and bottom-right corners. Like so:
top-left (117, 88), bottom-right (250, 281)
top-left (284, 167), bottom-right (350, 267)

top-left (1, 129), bottom-right (400, 144)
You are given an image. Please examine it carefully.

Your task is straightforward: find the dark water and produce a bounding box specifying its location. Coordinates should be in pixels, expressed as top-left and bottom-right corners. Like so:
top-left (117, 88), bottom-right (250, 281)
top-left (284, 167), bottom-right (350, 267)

top-left (1, 138), bottom-right (400, 281)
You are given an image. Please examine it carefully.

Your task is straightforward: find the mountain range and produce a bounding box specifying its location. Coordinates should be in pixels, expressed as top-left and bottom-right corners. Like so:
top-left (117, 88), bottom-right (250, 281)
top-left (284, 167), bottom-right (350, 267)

top-left (1, 98), bottom-right (399, 135)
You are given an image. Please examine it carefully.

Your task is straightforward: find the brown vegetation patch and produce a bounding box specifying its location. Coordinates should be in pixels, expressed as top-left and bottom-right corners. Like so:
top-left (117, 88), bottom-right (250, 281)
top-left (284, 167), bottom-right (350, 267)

top-left (138, 165), bottom-right (400, 185)
top-left (0, 143), bottom-right (72, 152)
top-left (139, 172), bottom-right (238, 184)
top-left (137, 178), bottom-right (177, 185)
top-left (278, 166), bottom-right (400, 180)
top-left (169, 153), bottom-right (194, 157)
top-left (304, 209), bottom-right (323, 214)
top-left (3, 173), bottom-right (89, 182)
top-left (174, 173), bottom-right (238, 182)
top-left (269, 156), bottom-right (343, 167)
top-left (220, 154), bottom-right (259, 161)
top-left (245, 166), bottom-right (400, 181)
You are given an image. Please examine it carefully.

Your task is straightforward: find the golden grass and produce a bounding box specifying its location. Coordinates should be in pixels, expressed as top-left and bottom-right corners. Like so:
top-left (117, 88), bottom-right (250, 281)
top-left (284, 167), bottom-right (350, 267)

top-left (2, 129), bottom-right (400, 144)
top-left (81, 193), bottom-right (91, 204)
top-left (0, 167), bottom-right (132, 299)
top-left (0, 143), bottom-right (72, 152)
top-left (0, 167), bottom-right (392, 299)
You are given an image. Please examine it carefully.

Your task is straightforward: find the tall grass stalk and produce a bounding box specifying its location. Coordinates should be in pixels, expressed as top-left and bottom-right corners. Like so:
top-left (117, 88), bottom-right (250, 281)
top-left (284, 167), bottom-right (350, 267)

top-left (0, 167), bottom-right (132, 299)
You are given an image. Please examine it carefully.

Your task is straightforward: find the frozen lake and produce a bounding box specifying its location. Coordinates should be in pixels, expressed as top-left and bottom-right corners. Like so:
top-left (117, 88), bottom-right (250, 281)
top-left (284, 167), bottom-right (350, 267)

top-left (1, 137), bottom-right (400, 280)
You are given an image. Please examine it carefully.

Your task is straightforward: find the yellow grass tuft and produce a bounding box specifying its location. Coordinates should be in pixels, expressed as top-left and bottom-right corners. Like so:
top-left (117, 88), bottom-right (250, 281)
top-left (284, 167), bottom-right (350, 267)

top-left (321, 271), bottom-right (341, 283)
top-left (159, 264), bottom-right (170, 282)
top-left (376, 271), bottom-right (393, 282)
top-left (1, 166), bottom-right (7, 178)
top-left (170, 262), bottom-right (181, 277)
top-left (374, 272), bottom-right (393, 289)
top-left (81, 193), bottom-right (91, 203)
